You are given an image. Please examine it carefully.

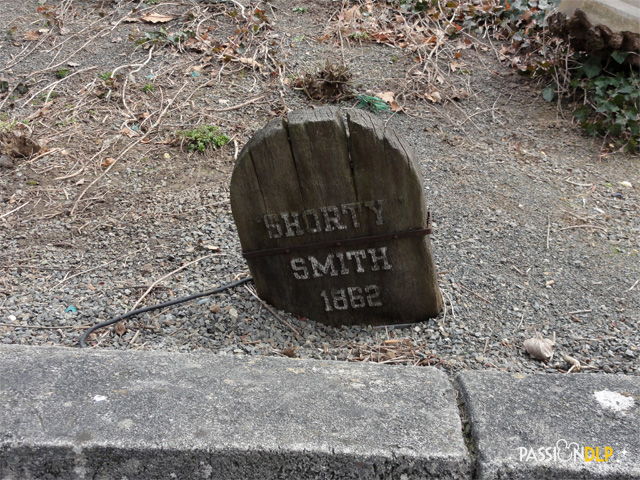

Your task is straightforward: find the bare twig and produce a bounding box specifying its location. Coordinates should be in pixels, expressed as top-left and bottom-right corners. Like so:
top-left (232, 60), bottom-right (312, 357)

top-left (546, 215), bottom-right (551, 250)
top-left (0, 202), bottom-right (30, 220)
top-left (206, 94), bottom-right (266, 112)
top-left (558, 224), bottom-right (607, 232)
top-left (70, 82), bottom-right (187, 215)
top-left (458, 282), bottom-right (492, 304)
top-left (52, 254), bottom-right (133, 290)
top-left (244, 284), bottom-right (300, 337)
top-left (629, 279), bottom-right (640, 291)
top-left (129, 253), bottom-right (226, 312)
top-left (22, 66), bottom-right (98, 107)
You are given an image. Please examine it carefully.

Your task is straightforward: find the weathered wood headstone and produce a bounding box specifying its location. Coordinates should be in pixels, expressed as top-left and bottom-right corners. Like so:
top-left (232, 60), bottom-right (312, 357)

top-left (230, 107), bottom-right (442, 326)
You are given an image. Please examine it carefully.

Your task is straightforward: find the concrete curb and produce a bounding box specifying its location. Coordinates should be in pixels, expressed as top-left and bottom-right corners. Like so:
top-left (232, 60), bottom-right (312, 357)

top-left (456, 371), bottom-right (640, 479)
top-left (0, 345), bottom-right (470, 479)
top-left (1, 345), bottom-right (639, 479)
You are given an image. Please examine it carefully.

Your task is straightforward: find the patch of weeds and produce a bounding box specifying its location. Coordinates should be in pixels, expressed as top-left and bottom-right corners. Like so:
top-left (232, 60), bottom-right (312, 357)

top-left (142, 83), bottom-right (155, 93)
top-left (145, 0), bottom-right (160, 4)
top-left (393, 0), bottom-right (637, 153)
top-left (292, 7), bottom-right (307, 13)
top-left (97, 72), bottom-right (122, 90)
top-left (15, 83), bottom-right (29, 95)
top-left (229, 8), bottom-right (270, 37)
top-left (356, 94), bottom-right (388, 114)
top-left (348, 31), bottom-right (369, 41)
top-left (37, 91), bottom-right (58, 103)
top-left (26, 180), bottom-right (38, 186)
top-left (56, 69), bottom-right (70, 79)
top-left (5, 27), bottom-right (17, 41)
top-left (293, 60), bottom-right (353, 102)
top-left (0, 120), bottom-right (18, 132)
top-left (567, 54), bottom-right (639, 153)
top-left (178, 125), bottom-right (230, 153)
top-left (37, 4), bottom-right (61, 28)
top-left (55, 118), bottom-right (77, 127)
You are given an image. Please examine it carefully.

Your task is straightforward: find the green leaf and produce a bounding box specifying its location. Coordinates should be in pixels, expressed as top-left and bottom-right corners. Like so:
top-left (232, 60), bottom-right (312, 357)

top-left (542, 86), bottom-right (555, 102)
top-left (572, 105), bottom-right (590, 123)
top-left (618, 83), bottom-right (635, 95)
top-left (581, 57), bottom-right (602, 79)
top-left (611, 50), bottom-right (628, 64)
top-left (356, 94), bottom-right (388, 113)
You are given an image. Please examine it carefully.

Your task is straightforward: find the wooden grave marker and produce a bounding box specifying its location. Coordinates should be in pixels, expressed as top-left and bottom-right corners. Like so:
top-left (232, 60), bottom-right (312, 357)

top-left (230, 107), bottom-right (442, 326)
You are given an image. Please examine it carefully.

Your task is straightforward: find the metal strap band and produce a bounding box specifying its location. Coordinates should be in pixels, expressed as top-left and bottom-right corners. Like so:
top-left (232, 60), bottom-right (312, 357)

top-left (242, 213), bottom-right (432, 260)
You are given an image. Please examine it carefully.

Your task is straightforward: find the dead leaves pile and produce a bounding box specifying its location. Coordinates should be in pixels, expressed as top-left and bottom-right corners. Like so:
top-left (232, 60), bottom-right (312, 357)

top-left (293, 60), bottom-right (353, 102)
top-left (348, 338), bottom-right (441, 366)
top-left (325, 1), bottom-right (480, 103)
top-left (1, 130), bottom-right (41, 159)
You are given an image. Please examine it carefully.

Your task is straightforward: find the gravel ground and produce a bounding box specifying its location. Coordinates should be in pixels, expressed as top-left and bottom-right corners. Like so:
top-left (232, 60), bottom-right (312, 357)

top-left (0, 0), bottom-right (638, 376)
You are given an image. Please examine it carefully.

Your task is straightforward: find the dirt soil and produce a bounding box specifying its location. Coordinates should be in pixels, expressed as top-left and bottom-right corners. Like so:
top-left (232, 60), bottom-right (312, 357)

top-left (0, 0), bottom-right (638, 375)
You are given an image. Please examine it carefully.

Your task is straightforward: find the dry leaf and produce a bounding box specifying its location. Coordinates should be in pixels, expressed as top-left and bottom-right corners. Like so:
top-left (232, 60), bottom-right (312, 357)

top-left (342, 5), bottom-right (361, 21)
top-left (24, 31), bottom-right (40, 40)
top-left (375, 91), bottom-right (395, 103)
top-left (524, 333), bottom-right (555, 362)
top-left (564, 354), bottom-right (581, 373)
top-left (121, 126), bottom-right (137, 137)
top-left (27, 103), bottom-right (52, 121)
top-left (371, 32), bottom-right (393, 43)
top-left (114, 321), bottom-right (126, 336)
top-left (237, 57), bottom-right (264, 69)
top-left (449, 61), bottom-right (465, 72)
top-left (185, 65), bottom-right (204, 75)
top-left (140, 13), bottom-right (174, 23)
top-left (280, 347), bottom-right (297, 358)
top-left (121, 16), bottom-right (141, 23)
top-left (204, 245), bottom-right (221, 251)
top-left (451, 89), bottom-right (469, 101)
top-left (390, 100), bottom-right (402, 112)
top-left (101, 157), bottom-right (115, 168)
top-left (425, 90), bottom-right (442, 103)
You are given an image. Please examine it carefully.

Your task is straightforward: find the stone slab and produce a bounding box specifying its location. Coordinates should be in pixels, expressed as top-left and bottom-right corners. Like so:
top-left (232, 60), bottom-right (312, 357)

top-left (0, 345), bottom-right (471, 479)
top-left (456, 371), bottom-right (640, 479)
top-left (557, 0), bottom-right (640, 34)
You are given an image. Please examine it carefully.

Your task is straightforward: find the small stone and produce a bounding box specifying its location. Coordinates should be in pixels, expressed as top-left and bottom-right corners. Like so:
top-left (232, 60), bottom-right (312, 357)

top-left (0, 154), bottom-right (14, 168)
top-left (624, 349), bottom-right (635, 358)
top-left (209, 304), bottom-right (221, 313)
